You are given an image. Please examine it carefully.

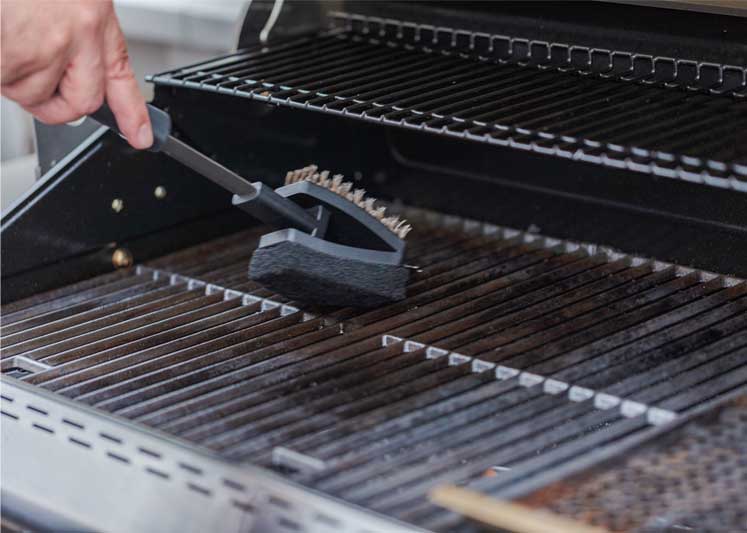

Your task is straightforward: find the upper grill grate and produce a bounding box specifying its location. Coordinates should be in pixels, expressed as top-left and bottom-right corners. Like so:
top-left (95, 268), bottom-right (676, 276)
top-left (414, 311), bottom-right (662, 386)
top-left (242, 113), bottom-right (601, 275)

top-left (149, 21), bottom-right (747, 191)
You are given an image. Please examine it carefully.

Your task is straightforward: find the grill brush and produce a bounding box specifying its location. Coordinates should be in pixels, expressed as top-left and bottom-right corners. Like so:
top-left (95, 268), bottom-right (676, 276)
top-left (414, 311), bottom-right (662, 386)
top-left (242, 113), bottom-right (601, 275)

top-left (90, 104), bottom-right (410, 308)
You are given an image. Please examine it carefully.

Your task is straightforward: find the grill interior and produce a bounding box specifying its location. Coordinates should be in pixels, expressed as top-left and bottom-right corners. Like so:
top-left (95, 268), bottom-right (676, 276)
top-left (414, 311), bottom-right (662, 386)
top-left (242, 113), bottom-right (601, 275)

top-left (150, 15), bottom-right (747, 190)
top-left (2, 208), bottom-right (746, 531)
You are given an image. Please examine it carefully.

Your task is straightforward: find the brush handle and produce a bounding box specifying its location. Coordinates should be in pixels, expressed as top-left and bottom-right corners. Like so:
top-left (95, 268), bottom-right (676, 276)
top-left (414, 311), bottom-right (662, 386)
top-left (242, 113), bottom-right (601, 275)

top-left (233, 183), bottom-right (325, 235)
top-left (90, 103), bottom-right (171, 152)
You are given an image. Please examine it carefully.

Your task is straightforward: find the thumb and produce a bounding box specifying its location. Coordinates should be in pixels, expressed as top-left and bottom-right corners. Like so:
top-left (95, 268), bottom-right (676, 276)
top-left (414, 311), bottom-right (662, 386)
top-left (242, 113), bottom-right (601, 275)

top-left (102, 14), bottom-right (152, 149)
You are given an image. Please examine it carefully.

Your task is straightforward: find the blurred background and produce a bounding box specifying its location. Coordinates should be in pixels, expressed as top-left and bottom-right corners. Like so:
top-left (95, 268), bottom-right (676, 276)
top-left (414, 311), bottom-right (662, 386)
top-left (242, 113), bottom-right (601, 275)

top-left (1, 0), bottom-right (247, 210)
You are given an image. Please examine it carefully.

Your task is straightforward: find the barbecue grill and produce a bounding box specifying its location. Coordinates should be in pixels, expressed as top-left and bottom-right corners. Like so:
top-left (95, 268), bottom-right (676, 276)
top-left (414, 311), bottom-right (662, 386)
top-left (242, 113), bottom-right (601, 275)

top-left (2, 1), bottom-right (746, 532)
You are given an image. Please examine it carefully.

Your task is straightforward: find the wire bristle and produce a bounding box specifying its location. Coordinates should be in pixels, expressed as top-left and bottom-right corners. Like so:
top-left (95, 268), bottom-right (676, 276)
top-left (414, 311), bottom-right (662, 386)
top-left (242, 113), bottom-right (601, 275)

top-left (382, 216), bottom-right (400, 231)
top-left (338, 182), bottom-right (353, 196)
top-left (285, 165), bottom-right (412, 239)
top-left (362, 198), bottom-right (376, 212)
top-left (351, 189), bottom-right (366, 204)
top-left (398, 224), bottom-right (412, 239)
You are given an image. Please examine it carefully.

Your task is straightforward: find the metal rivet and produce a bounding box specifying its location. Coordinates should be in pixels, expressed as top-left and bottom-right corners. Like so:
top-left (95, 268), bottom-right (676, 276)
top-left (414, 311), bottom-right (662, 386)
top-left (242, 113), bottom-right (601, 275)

top-left (112, 248), bottom-right (133, 268)
top-left (111, 198), bottom-right (124, 213)
top-left (154, 186), bottom-right (167, 199)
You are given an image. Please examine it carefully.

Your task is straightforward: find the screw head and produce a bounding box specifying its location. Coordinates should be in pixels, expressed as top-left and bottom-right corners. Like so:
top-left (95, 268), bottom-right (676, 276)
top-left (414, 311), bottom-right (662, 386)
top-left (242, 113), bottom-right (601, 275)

top-left (111, 198), bottom-right (124, 213)
top-left (154, 186), bottom-right (167, 199)
top-left (112, 248), bottom-right (133, 268)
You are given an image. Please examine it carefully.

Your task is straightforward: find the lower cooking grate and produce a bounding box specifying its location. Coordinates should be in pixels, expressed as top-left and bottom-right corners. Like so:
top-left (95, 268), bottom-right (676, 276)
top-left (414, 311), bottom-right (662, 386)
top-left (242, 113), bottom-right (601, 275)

top-left (2, 209), bottom-right (746, 531)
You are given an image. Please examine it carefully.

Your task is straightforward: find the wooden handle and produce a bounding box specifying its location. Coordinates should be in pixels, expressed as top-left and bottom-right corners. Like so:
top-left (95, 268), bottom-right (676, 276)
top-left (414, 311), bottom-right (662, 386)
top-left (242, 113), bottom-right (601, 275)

top-left (429, 485), bottom-right (608, 533)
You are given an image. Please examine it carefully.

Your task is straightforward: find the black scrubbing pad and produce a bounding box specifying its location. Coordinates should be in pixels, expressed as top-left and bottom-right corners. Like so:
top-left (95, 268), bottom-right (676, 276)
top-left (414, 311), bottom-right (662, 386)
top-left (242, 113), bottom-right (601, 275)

top-left (249, 240), bottom-right (409, 308)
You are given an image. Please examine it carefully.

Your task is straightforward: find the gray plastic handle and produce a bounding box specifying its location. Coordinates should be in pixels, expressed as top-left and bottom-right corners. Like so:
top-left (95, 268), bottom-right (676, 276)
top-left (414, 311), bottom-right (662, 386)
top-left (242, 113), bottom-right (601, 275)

top-left (90, 103), bottom-right (171, 152)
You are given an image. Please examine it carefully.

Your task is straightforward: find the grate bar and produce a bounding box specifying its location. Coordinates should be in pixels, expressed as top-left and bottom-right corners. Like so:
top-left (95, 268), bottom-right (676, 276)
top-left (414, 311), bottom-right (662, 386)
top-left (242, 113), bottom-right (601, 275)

top-left (500, 282), bottom-right (745, 374)
top-left (0, 274), bottom-right (162, 335)
top-left (345, 406), bottom-right (619, 506)
top-left (47, 304), bottom-right (274, 394)
top-left (2, 284), bottom-right (197, 356)
top-left (76, 312), bottom-right (310, 405)
top-left (1, 281), bottom-right (184, 346)
top-left (0, 269), bottom-right (132, 316)
top-left (26, 293), bottom-right (235, 364)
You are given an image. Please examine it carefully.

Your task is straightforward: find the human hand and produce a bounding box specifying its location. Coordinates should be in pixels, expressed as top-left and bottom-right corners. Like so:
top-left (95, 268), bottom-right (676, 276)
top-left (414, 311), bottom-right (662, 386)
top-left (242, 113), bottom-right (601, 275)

top-left (1, 0), bottom-right (153, 149)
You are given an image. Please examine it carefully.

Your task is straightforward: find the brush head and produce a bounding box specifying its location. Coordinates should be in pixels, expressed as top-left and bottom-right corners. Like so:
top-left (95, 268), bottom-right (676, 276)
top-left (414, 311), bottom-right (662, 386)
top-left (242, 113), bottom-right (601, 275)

top-left (284, 165), bottom-right (412, 239)
top-left (250, 237), bottom-right (409, 308)
top-left (247, 166), bottom-right (411, 308)
top-left (249, 166), bottom-right (410, 307)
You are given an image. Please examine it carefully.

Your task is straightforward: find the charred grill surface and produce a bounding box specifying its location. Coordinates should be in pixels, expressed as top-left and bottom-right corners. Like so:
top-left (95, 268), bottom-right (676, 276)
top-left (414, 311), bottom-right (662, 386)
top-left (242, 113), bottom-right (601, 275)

top-left (2, 209), bottom-right (746, 531)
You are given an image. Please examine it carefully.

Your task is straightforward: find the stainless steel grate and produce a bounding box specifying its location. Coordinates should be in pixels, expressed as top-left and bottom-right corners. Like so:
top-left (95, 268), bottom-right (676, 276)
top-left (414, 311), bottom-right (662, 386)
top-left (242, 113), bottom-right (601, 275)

top-left (3, 209), bottom-right (746, 531)
top-left (149, 22), bottom-right (747, 191)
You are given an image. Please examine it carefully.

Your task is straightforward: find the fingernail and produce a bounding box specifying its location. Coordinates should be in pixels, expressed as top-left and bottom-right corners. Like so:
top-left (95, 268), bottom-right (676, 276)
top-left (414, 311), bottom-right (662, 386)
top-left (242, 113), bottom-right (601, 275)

top-left (135, 123), bottom-right (153, 149)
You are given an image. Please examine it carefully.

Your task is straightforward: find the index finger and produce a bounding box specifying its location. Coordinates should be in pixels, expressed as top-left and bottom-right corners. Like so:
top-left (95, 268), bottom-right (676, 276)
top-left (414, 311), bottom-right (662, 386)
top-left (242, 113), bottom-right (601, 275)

top-left (102, 14), bottom-right (152, 149)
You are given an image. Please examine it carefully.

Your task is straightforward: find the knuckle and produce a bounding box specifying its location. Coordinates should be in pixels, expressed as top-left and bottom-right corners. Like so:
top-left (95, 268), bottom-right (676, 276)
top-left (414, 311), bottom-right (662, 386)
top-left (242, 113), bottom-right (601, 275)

top-left (106, 44), bottom-right (134, 80)
top-left (47, 30), bottom-right (70, 54)
top-left (78, 8), bottom-right (102, 32)
top-left (107, 57), bottom-right (132, 81)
